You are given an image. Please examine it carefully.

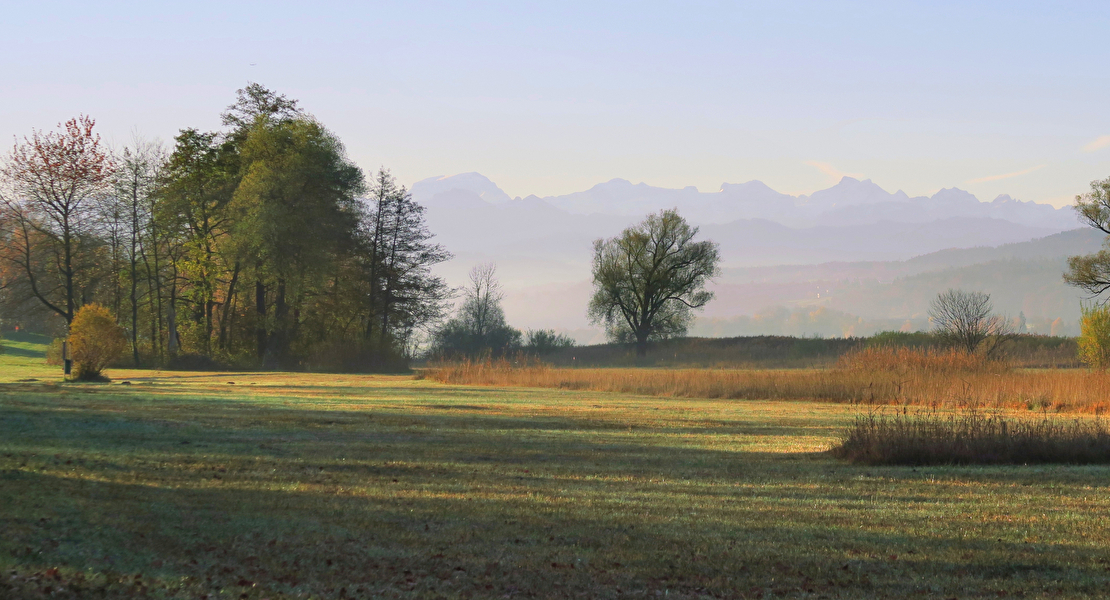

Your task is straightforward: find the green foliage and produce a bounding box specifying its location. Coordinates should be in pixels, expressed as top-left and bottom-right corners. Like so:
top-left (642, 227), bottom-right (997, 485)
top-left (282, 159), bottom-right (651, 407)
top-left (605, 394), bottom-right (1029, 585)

top-left (588, 209), bottom-right (720, 355)
top-left (431, 317), bottom-right (522, 359)
top-left (231, 117), bottom-right (363, 281)
top-left (866, 330), bottom-right (939, 349)
top-left (1066, 176), bottom-right (1110, 297)
top-left (4, 374), bottom-right (1110, 598)
top-left (1078, 304), bottom-right (1110, 369)
top-left (68, 303), bottom-right (127, 380)
top-left (45, 338), bottom-right (63, 366)
top-left (524, 329), bottom-right (575, 355)
top-left (136, 86), bottom-right (449, 370)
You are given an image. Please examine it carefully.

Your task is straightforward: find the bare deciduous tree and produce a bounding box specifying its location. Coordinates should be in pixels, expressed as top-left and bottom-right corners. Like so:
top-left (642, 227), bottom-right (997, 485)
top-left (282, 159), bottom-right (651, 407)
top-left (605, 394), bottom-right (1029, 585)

top-left (0, 116), bottom-right (114, 325)
top-left (462, 263), bottom-right (505, 339)
top-left (430, 263), bottom-right (522, 358)
top-left (929, 289), bottom-right (1012, 354)
top-left (112, 137), bottom-right (166, 365)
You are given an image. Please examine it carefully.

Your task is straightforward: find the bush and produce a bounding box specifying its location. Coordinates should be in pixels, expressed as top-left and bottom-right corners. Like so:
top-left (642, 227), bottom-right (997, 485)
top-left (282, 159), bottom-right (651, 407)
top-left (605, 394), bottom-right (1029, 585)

top-left (68, 304), bottom-right (128, 381)
top-left (45, 338), bottom-right (64, 366)
top-left (831, 408), bottom-right (1110, 465)
top-left (1078, 304), bottom-right (1110, 369)
top-left (865, 330), bottom-right (939, 349)
top-left (524, 329), bottom-right (575, 355)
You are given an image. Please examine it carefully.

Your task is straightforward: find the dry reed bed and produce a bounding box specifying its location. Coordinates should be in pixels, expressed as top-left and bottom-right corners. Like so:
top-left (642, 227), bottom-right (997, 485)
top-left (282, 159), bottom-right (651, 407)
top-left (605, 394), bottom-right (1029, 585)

top-left (425, 348), bottom-right (1110, 413)
top-left (832, 408), bottom-right (1110, 465)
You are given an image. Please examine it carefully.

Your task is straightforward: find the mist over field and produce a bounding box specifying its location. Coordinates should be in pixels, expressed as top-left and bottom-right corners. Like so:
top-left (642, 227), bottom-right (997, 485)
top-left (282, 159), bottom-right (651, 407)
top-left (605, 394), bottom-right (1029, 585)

top-left (415, 173), bottom-right (1088, 342)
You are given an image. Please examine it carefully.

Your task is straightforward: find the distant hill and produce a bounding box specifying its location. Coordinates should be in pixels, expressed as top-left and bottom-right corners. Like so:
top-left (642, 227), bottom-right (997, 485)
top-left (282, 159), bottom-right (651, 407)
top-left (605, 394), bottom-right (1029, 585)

top-left (701, 230), bottom-right (1106, 338)
top-left (409, 172), bottom-right (1094, 339)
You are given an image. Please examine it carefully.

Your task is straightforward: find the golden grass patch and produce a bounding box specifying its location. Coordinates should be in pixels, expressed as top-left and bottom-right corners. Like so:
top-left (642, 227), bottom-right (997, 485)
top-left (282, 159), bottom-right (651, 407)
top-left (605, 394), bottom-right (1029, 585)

top-left (426, 354), bottom-right (1110, 413)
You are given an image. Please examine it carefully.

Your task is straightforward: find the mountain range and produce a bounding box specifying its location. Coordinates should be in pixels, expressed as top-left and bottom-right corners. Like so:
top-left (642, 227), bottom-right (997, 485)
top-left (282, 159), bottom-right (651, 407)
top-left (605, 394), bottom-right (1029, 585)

top-left (409, 173), bottom-right (1092, 341)
top-left (414, 173), bottom-right (1078, 230)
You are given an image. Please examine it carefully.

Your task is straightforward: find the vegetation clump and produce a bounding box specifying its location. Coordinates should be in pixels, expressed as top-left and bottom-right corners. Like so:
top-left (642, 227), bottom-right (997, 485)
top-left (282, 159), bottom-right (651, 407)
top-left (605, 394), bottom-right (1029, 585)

top-left (68, 303), bottom-right (127, 380)
top-left (832, 408), bottom-right (1110, 465)
top-left (837, 345), bottom-right (1003, 374)
top-left (1077, 303), bottom-right (1110, 369)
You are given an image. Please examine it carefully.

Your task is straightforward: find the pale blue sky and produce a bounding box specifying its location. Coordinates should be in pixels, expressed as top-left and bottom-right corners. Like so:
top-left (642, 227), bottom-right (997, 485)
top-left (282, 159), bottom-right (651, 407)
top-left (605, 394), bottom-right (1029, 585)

top-left (4, 1), bottom-right (1110, 205)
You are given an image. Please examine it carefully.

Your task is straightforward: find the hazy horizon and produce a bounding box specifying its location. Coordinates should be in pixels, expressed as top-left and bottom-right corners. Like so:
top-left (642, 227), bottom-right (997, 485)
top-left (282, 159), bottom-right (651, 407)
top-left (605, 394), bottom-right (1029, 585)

top-left (5, 2), bottom-right (1110, 208)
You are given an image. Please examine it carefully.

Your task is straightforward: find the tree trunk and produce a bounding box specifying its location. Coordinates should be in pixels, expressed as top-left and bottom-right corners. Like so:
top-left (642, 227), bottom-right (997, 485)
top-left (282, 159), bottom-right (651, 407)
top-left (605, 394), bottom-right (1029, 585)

top-left (63, 215), bottom-right (74, 325)
top-left (130, 234), bottom-right (140, 366)
top-left (268, 278), bottom-right (288, 368)
top-left (255, 278), bottom-right (267, 361)
top-left (217, 262), bottom-right (240, 350)
top-left (167, 282), bottom-right (179, 356)
top-left (129, 187), bottom-right (141, 367)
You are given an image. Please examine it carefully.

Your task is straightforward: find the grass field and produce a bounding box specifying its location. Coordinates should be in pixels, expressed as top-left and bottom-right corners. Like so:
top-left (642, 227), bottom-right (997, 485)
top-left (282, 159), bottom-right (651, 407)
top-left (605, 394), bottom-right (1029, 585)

top-left (3, 340), bottom-right (1110, 598)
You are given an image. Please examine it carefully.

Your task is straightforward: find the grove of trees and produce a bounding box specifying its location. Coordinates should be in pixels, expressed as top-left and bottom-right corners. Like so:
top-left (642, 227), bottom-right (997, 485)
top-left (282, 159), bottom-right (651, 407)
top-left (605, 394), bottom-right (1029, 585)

top-left (430, 263), bottom-right (574, 358)
top-left (0, 84), bottom-right (451, 370)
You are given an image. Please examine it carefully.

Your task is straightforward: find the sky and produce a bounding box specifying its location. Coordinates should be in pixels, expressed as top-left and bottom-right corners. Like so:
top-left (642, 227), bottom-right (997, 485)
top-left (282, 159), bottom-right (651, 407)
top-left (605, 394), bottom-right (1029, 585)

top-left (4, 1), bottom-right (1110, 207)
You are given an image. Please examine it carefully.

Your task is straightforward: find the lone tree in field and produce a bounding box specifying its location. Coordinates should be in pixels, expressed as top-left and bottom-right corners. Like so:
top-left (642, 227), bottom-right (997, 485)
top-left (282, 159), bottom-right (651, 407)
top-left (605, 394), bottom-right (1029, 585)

top-left (588, 209), bottom-right (719, 356)
top-left (1065, 176), bottom-right (1110, 296)
top-left (928, 289), bottom-right (1010, 353)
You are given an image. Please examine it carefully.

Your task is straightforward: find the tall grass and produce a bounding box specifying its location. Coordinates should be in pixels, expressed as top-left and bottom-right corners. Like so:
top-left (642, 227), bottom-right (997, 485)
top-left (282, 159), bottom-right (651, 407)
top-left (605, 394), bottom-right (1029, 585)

top-left (424, 348), bottom-right (1110, 413)
top-left (831, 408), bottom-right (1110, 465)
top-left (836, 346), bottom-right (1002, 373)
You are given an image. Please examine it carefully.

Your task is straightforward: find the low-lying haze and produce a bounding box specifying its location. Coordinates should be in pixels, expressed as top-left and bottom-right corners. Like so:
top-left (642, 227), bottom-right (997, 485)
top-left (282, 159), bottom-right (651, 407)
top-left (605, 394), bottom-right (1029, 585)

top-left (415, 173), bottom-right (1092, 342)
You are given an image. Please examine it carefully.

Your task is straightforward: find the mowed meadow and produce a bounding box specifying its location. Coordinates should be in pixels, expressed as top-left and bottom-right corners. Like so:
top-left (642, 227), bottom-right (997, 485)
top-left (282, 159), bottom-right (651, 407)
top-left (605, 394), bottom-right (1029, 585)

top-left (3, 337), bottom-right (1110, 598)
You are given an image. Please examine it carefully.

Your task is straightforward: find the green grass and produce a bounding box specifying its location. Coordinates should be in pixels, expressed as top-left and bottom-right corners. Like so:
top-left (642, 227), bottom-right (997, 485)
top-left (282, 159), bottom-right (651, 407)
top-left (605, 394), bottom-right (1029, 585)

top-left (2, 344), bottom-right (1110, 598)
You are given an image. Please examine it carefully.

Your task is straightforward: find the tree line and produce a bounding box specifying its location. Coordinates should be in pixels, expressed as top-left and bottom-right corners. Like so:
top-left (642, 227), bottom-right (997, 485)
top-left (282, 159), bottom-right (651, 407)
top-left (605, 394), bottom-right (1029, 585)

top-left (12, 82), bottom-right (1102, 371)
top-left (0, 80), bottom-right (726, 368)
top-left (0, 84), bottom-right (451, 370)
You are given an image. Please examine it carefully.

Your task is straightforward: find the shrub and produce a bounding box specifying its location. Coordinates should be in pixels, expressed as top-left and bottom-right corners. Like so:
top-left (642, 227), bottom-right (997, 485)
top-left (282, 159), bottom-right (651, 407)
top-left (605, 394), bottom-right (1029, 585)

top-left (831, 408), bottom-right (1110, 465)
top-left (68, 304), bottom-right (127, 381)
top-left (865, 330), bottom-right (939, 349)
top-left (524, 329), bottom-right (575, 355)
top-left (1078, 304), bottom-right (1110, 370)
top-left (44, 338), bottom-right (64, 366)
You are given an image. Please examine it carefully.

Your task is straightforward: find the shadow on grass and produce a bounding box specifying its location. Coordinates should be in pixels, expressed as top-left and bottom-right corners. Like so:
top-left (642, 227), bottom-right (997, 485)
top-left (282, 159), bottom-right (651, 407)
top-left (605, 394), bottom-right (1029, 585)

top-left (1, 344), bottom-right (47, 358)
top-left (3, 466), bottom-right (1108, 599)
top-left (4, 389), bottom-right (1110, 598)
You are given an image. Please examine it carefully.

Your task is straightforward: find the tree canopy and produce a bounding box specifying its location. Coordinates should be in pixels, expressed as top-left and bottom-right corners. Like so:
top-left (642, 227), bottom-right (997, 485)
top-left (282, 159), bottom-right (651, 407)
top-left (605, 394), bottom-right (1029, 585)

top-left (587, 209), bottom-right (719, 356)
top-left (0, 84), bottom-right (452, 371)
top-left (1065, 176), bottom-right (1110, 297)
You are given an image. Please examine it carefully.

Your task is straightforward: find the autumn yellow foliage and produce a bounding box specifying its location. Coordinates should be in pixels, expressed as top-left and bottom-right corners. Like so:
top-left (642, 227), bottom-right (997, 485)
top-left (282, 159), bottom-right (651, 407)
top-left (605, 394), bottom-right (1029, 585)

top-left (68, 303), bottom-right (127, 380)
